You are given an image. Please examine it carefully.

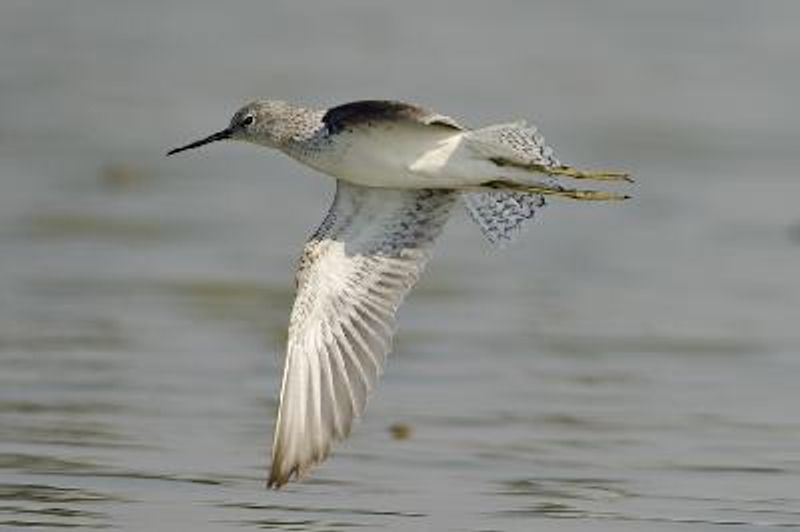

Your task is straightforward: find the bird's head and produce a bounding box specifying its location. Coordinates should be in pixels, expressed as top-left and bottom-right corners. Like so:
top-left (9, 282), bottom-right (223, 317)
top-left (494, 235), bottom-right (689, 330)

top-left (167, 100), bottom-right (294, 156)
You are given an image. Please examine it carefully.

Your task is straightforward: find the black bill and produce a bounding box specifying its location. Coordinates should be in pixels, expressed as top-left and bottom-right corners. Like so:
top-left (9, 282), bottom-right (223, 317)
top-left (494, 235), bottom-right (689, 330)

top-left (167, 128), bottom-right (232, 156)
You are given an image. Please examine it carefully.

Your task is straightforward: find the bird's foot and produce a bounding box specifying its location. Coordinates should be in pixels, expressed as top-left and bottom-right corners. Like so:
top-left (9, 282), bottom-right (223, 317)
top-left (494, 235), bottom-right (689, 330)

top-left (528, 164), bottom-right (633, 183)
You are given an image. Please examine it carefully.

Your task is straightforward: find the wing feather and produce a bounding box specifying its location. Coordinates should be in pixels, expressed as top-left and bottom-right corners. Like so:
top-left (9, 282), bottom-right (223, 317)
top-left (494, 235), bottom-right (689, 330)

top-left (323, 100), bottom-right (463, 133)
top-left (268, 181), bottom-right (456, 487)
top-left (463, 190), bottom-right (547, 246)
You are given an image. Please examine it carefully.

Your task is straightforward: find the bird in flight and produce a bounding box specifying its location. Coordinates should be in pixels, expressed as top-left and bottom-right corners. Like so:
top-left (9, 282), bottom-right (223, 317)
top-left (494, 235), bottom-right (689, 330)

top-left (168, 99), bottom-right (631, 488)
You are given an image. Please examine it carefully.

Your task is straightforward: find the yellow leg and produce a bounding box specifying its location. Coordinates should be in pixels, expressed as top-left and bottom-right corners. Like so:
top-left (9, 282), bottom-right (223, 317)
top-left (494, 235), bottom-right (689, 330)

top-left (527, 163), bottom-right (634, 183)
top-left (486, 180), bottom-right (630, 201)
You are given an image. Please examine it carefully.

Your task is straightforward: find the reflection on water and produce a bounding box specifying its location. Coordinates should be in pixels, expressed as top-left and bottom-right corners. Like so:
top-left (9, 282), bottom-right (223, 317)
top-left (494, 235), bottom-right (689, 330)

top-left (18, 213), bottom-right (190, 242)
top-left (2, 0), bottom-right (800, 530)
top-left (0, 483), bottom-right (113, 530)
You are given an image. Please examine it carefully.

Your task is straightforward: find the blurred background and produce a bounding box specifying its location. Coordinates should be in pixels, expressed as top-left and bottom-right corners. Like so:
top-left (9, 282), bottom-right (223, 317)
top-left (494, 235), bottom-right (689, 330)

top-left (1, 1), bottom-right (799, 530)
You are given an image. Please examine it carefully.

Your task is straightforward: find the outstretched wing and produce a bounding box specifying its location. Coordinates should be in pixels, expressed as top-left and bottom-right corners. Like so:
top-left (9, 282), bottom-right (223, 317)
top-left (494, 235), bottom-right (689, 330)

top-left (322, 100), bottom-right (463, 134)
top-left (269, 181), bottom-right (457, 488)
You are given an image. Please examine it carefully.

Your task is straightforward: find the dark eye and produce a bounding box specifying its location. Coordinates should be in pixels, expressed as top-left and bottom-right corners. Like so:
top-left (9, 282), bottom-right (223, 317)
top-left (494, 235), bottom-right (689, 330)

top-left (241, 115), bottom-right (254, 126)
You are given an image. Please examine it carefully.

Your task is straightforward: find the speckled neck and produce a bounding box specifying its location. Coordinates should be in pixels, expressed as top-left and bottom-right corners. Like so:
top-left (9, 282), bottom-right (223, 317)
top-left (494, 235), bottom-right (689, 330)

top-left (277, 108), bottom-right (333, 167)
top-left (272, 107), bottom-right (326, 147)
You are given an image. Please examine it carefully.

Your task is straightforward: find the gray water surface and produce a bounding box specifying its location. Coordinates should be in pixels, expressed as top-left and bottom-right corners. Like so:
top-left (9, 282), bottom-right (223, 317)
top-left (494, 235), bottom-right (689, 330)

top-left (2, 1), bottom-right (800, 530)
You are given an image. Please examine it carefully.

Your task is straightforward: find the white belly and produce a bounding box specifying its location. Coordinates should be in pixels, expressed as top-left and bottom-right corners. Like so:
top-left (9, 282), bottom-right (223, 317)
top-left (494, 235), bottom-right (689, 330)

top-left (299, 125), bottom-right (492, 189)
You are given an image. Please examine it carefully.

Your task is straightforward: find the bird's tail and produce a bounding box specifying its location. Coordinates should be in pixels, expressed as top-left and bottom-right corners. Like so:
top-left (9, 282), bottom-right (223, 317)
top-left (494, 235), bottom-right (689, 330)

top-left (465, 121), bottom-right (632, 198)
top-left (465, 121), bottom-right (562, 167)
top-left (462, 190), bottom-right (546, 246)
top-left (462, 122), bottom-right (632, 245)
